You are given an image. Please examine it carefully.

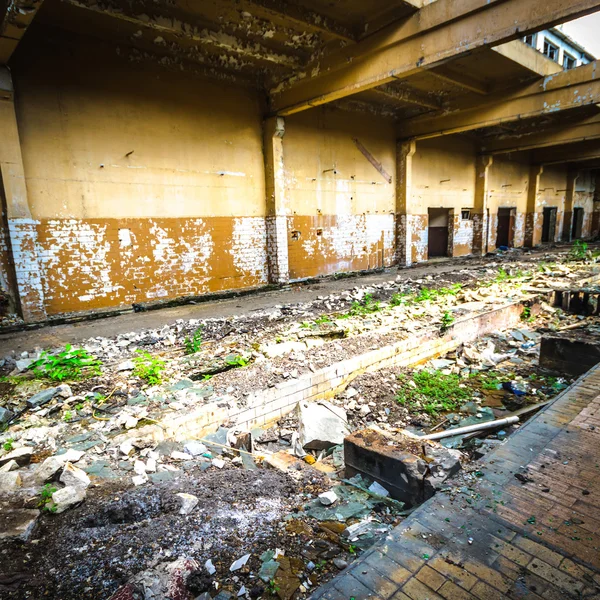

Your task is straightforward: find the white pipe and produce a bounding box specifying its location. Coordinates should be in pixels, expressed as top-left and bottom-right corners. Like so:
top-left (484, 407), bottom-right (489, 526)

top-left (402, 415), bottom-right (520, 441)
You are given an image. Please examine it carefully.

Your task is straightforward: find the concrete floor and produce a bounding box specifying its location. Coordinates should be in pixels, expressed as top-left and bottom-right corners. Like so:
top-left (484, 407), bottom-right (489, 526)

top-left (312, 365), bottom-right (600, 600)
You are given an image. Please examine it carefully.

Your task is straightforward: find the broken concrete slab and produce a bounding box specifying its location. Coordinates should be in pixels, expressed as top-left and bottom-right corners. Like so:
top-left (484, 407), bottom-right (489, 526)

top-left (0, 405), bottom-right (14, 424)
top-left (297, 400), bottom-right (348, 450)
top-left (0, 471), bottom-right (22, 492)
top-left (0, 446), bottom-right (33, 467)
top-left (34, 456), bottom-right (65, 483)
top-left (52, 485), bottom-right (86, 513)
top-left (26, 387), bottom-right (59, 408)
top-left (344, 428), bottom-right (461, 506)
top-left (0, 508), bottom-right (39, 541)
top-left (176, 492), bottom-right (199, 515)
top-left (60, 462), bottom-right (91, 489)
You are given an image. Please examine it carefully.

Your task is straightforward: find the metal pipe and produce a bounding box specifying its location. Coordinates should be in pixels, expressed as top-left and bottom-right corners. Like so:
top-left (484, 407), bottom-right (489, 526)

top-left (403, 415), bottom-right (520, 441)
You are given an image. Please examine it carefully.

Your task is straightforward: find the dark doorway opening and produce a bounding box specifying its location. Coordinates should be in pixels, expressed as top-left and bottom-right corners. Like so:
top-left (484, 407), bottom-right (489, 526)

top-left (428, 208), bottom-right (449, 258)
top-left (571, 207), bottom-right (584, 240)
top-left (542, 207), bottom-right (557, 243)
top-left (496, 207), bottom-right (516, 248)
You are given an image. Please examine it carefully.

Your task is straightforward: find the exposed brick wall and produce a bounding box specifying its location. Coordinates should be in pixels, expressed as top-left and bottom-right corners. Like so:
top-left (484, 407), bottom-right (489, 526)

top-left (32, 217), bottom-right (267, 315)
top-left (287, 214), bottom-right (394, 280)
top-left (452, 214), bottom-right (473, 257)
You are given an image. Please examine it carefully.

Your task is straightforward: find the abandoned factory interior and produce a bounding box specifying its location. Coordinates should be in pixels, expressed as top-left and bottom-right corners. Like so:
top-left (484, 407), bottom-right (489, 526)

top-left (2, 1), bottom-right (600, 600)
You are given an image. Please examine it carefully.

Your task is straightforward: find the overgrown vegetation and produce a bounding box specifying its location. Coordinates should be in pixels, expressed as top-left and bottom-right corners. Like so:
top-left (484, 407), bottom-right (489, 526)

top-left (396, 370), bottom-right (472, 416)
top-left (341, 293), bottom-right (381, 318)
top-left (38, 484), bottom-right (57, 513)
top-left (415, 284), bottom-right (462, 303)
top-left (133, 350), bottom-right (166, 385)
top-left (183, 327), bottom-right (203, 355)
top-left (29, 344), bottom-right (102, 382)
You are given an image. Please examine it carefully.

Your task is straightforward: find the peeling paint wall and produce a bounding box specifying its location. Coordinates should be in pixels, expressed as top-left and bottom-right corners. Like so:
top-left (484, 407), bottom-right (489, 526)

top-left (283, 107), bottom-right (396, 280)
top-left (574, 170), bottom-right (595, 239)
top-left (538, 166), bottom-right (567, 242)
top-left (11, 34), bottom-right (268, 315)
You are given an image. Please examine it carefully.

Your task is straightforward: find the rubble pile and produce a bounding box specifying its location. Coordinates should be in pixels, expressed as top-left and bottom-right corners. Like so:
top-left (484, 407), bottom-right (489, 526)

top-left (0, 246), bottom-right (599, 598)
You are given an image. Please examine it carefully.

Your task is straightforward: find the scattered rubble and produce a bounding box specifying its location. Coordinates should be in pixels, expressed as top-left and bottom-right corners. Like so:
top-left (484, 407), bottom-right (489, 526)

top-left (0, 246), bottom-right (598, 598)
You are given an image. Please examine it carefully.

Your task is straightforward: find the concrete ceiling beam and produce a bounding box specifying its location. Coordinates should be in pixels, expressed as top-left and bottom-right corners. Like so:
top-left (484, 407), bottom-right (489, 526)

top-left (0, 0), bottom-right (44, 64)
top-left (398, 61), bottom-right (600, 140)
top-left (492, 41), bottom-right (562, 77)
top-left (481, 115), bottom-right (600, 154)
top-left (269, 0), bottom-right (600, 115)
top-left (532, 140), bottom-right (600, 165)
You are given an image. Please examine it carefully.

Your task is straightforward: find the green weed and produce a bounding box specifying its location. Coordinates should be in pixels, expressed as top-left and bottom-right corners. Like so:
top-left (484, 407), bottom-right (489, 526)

top-left (314, 315), bottom-right (332, 325)
top-left (348, 544), bottom-right (358, 555)
top-left (440, 311), bottom-right (454, 332)
top-left (183, 327), bottom-right (203, 355)
top-left (344, 293), bottom-right (381, 317)
top-left (3, 438), bottom-right (13, 452)
top-left (29, 344), bottom-right (102, 382)
top-left (390, 292), bottom-right (409, 307)
top-left (63, 411), bottom-right (73, 422)
top-left (569, 239), bottom-right (589, 261)
top-left (267, 580), bottom-right (280, 595)
top-left (415, 284), bottom-right (462, 303)
top-left (38, 484), bottom-right (58, 512)
top-left (133, 350), bottom-right (166, 385)
top-left (226, 355), bottom-right (250, 368)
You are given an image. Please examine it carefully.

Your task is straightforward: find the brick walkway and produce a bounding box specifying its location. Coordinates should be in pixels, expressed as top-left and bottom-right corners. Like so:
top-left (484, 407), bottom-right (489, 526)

top-left (312, 365), bottom-right (600, 600)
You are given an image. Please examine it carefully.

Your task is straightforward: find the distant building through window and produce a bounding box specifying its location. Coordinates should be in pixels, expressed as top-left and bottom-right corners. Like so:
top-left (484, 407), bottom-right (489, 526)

top-left (563, 52), bottom-right (576, 69)
top-left (543, 39), bottom-right (559, 61)
top-left (524, 34), bottom-right (535, 47)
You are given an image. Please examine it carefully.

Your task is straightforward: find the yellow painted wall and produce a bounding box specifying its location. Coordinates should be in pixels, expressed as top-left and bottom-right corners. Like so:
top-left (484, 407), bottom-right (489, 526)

top-left (283, 106), bottom-right (396, 279)
top-left (411, 136), bottom-right (476, 212)
top-left (538, 166), bottom-right (567, 240)
top-left (14, 38), bottom-right (265, 220)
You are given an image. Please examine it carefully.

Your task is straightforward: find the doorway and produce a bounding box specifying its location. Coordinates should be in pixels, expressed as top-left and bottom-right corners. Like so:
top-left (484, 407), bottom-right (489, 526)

top-left (428, 208), bottom-right (449, 258)
top-left (496, 207), bottom-right (515, 248)
top-left (542, 207), bottom-right (557, 243)
top-left (571, 207), bottom-right (584, 240)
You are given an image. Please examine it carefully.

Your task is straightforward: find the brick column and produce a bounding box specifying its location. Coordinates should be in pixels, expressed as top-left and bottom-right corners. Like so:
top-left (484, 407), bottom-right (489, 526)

top-left (561, 168), bottom-right (579, 242)
top-left (0, 66), bottom-right (46, 322)
top-left (524, 164), bottom-right (544, 248)
top-left (472, 155), bottom-right (493, 255)
top-left (395, 140), bottom-right (417, 266)
top-left (263, 116), bottom-right (289, 284)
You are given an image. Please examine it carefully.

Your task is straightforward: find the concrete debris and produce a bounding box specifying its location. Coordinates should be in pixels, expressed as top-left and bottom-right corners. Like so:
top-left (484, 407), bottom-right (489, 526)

top-left (205, 558), bottom-right (216, 575)
top-left (212, 458), bottom-right (226, 469)
top-left (51, 485), bottom-right (86, 513)
top-left (184, 440), bottom-right (208, 456)
top-left (318, 491), bottom-right (338, 506)
top-left (298, 400), bottom-right (347, 450)
top-left (26, 387), bottom-right (59, 408)
top-left (176, 492), bottom-right (199, 514)
top-left (34, 456), bottom-right (66, 483)
top-left (230, 553), bottom-right (251, 571)
top-left (60, 462), bottom-right (91, 489)
top-left (0, 470), bottom-right (22, 492)
top-left (0, 508), bottom-right (39, 541)
top-left (0, 405), bottom-right (14, 423)
top-left (0, 446), bottom-right (33, 467)
top-left (0, 459), bottom-right (19, 472)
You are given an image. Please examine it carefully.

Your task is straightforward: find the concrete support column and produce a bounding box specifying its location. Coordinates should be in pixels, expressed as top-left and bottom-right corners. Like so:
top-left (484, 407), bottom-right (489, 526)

top-left (592, 171), bottom-right (600, 238)
top-left (263, 116), bottom-right (289, 285)
top-left (524, 164), bottom-right (544, 248)
top-left (561, 169), bottom-right (579, 242)
top-left (0, 67), bottom-right (46, 322)
top-left (472, 155), bottom-right (493, 255)
top-left (395, 140), bottom-right (417, 266)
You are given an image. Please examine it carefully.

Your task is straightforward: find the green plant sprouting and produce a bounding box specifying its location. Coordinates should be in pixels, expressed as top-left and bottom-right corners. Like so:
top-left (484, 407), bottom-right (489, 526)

top-left (38, 483), bottom-right (58, 512)
top-left (29, 344), bottom-right (102, 381)
top-left (440, 311), bottom-right (454, 332)
top-left (133, 350), bottom-right (166, 385)
top-left (183, 327), bottom-right (203, 355)
top-left (225, 355), bottom-right (250, 368)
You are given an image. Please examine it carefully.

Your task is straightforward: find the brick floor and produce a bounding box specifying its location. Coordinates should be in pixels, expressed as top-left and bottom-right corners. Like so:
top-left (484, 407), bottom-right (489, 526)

top-left (311, 365), bottom-right (600, 600)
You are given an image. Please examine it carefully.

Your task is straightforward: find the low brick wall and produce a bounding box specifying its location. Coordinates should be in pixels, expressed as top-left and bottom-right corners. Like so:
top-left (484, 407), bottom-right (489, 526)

top-left (137, 300), bottom-right (525, 443)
